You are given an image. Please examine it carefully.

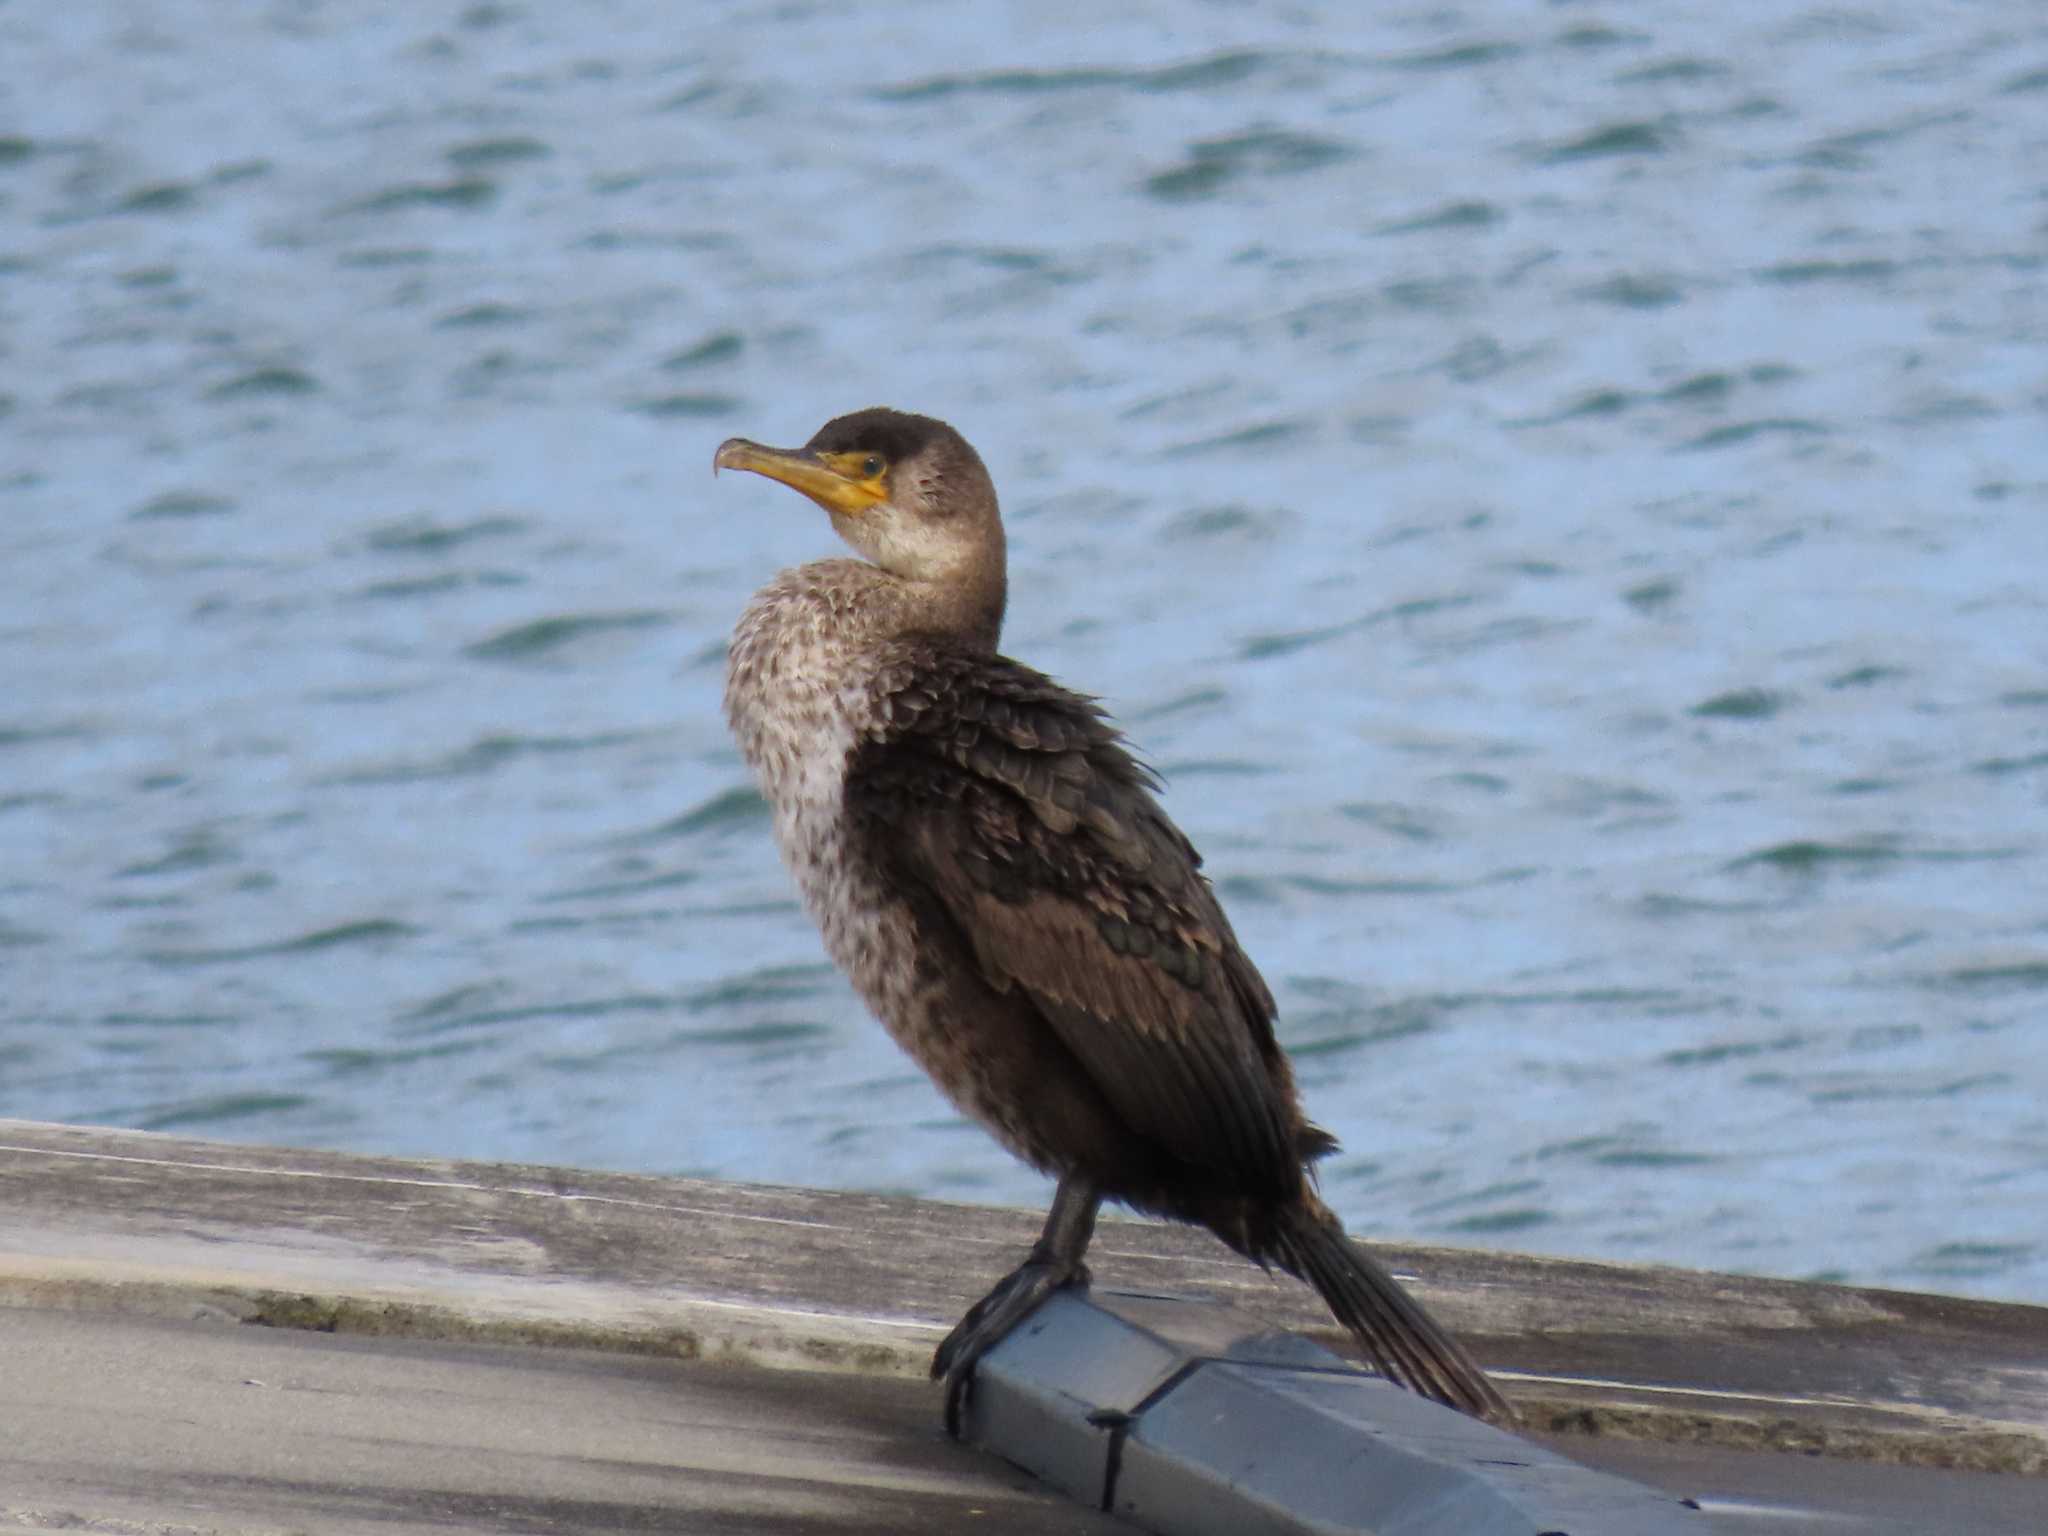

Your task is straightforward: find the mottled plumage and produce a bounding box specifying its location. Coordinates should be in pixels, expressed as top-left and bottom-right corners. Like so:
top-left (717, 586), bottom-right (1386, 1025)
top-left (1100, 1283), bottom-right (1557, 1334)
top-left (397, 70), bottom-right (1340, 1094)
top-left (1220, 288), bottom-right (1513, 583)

top-left (847, 646), bottom-right (1311, 1211)
top-left (715, 408), bottom-right (1509, 1428)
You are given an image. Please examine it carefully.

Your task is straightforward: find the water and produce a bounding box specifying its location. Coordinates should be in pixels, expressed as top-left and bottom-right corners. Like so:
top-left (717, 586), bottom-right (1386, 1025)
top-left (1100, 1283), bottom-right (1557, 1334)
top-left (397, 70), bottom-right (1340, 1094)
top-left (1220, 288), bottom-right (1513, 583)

top-left (3, 2), bottom-right (2044, 1304)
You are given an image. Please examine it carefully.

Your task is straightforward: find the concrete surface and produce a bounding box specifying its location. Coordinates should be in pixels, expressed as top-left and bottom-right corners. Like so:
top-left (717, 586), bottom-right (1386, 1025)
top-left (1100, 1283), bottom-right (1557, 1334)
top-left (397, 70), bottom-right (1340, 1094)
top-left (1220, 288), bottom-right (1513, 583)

top-left (5, 1294), bottom-right (2044, 1535)
top-left (2, 1119), bottom-right (2045, 1534)
top-left (0, 1306), bottom-right (1121, 1535)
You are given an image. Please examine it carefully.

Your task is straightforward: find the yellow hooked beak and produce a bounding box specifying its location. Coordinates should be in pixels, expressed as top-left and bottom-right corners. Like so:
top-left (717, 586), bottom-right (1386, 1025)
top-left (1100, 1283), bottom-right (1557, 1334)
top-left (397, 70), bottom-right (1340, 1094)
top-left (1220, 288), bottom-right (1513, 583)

top-left (713, 438), bottom-right (889, 518)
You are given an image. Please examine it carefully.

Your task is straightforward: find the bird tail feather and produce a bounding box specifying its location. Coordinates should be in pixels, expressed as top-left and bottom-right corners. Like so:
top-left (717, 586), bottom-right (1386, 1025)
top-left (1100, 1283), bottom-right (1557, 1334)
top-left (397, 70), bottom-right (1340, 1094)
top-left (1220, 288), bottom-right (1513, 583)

top-left (1273, 1203), bottom-right (1513, 1424)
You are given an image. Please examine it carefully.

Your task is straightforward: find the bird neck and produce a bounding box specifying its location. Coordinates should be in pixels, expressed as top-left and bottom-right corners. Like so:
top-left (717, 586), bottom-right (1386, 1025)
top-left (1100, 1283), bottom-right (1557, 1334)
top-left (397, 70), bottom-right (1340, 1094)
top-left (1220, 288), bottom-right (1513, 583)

top-left (736, 556), bottom-right (1006, 667)
top-left (911, 558), bottom-right (1006, 655)
top-left (849, 544), bottom-right (1006, 655)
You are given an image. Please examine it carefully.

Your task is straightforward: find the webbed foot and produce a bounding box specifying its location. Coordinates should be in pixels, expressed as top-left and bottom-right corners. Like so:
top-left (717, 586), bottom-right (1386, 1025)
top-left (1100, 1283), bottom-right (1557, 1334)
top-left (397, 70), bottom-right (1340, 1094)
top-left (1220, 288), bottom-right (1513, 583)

top-left (931, 1174), bottom-right (1101, 1438)
top-left (932, 1254), bottom-right (1090, 1437)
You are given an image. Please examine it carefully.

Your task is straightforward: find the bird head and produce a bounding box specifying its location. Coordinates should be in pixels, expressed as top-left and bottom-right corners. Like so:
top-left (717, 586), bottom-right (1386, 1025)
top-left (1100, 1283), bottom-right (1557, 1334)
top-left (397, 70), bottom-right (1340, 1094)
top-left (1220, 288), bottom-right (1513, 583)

top-left (714, 407), bottom-right (1004, 593)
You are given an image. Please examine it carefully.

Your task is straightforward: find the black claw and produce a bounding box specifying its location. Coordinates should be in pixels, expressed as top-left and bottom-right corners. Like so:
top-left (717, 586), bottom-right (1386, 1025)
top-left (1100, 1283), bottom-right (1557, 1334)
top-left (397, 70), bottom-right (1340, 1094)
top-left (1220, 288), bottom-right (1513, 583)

top-left (943, 1367), bottom-right (971, 1439)
top-left (936, 1176), bottom-right (1102, 1440)
top-left (931, 1258), bottom-right (1089, 1439)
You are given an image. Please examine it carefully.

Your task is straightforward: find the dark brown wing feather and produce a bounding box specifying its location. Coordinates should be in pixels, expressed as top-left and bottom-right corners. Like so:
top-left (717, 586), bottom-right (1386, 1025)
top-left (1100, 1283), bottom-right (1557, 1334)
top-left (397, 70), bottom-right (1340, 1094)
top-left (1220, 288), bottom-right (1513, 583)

top-left (850, 642), bottom-right (1306, 1194)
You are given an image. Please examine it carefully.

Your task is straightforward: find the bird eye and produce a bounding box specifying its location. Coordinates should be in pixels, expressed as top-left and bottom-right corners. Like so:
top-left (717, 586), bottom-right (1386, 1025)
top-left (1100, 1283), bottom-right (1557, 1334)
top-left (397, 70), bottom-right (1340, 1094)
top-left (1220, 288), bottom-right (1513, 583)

top-left (862, 455), bottom-right (884, 477)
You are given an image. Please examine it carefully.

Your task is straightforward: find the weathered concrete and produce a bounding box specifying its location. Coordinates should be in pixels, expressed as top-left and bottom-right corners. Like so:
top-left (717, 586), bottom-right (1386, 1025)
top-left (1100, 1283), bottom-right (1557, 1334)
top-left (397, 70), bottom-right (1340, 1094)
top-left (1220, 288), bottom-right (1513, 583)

top-left (0, 1304), bottom-right (1122, 1536)
top-left (1, 1119), bottom-right (2045, 1534)
top-left (3, 1118), bottom-right (2040, 1473)
top-left (7, 1305), bottom-right (2046, 1536)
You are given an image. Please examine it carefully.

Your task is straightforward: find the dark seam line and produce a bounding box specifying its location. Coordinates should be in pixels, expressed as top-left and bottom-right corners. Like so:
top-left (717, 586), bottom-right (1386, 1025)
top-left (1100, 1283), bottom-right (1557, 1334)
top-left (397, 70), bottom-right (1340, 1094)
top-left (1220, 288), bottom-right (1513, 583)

top-left (1096, 1357), bottom-right (1206, 1511)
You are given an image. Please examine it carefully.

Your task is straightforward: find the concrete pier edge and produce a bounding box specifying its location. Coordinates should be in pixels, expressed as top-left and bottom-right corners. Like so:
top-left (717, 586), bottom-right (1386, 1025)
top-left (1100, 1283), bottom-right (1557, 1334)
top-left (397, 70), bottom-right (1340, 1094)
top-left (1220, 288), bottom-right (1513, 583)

top-left (2, 1117), bottom-right (2043, 1486)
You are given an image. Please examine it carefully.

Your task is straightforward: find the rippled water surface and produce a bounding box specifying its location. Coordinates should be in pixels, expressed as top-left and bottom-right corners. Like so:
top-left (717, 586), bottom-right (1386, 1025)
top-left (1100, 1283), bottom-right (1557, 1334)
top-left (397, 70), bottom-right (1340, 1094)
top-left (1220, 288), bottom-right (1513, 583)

top-left (4, 3), bottom-right (2045, 1301)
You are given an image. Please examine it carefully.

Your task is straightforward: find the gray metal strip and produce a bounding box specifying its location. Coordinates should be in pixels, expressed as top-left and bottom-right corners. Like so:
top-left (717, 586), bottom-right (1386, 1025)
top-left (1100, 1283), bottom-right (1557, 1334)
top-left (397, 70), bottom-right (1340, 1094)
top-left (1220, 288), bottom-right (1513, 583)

top-left (965, 1289), bottom-right (1705, 1535)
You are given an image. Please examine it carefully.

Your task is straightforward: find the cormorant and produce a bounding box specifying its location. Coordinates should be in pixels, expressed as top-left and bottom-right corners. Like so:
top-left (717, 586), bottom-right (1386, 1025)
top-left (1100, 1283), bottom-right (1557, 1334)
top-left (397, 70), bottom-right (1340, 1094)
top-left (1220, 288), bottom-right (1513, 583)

top-left (714, 407), bottom-right (1509, 1429)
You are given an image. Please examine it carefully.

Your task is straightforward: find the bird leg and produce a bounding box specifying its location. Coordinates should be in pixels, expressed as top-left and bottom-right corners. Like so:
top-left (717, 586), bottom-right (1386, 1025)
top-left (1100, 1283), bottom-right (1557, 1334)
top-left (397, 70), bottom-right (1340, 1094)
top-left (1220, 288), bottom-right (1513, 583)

top-left (933, 1173), bottom-right (1100, 1437)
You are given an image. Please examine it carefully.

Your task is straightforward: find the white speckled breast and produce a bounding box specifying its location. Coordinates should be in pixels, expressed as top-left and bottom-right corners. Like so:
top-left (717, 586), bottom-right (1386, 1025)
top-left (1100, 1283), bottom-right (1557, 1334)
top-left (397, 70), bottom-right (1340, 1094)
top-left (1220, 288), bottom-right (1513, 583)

top-left (723, 560), bottom-right (935, 1061)
top-left (723, 558), bottom-right (1059, 1170)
